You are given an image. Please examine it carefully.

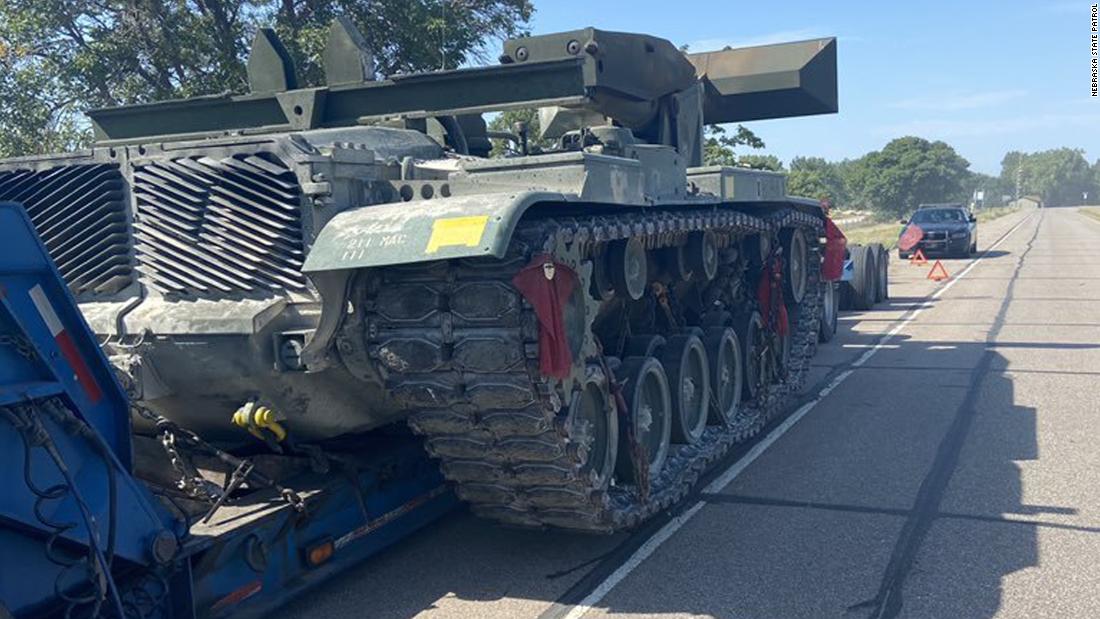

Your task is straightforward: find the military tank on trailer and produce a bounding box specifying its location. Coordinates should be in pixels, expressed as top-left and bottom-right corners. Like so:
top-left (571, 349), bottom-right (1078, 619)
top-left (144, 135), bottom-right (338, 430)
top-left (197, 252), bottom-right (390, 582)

top-left (0, 19), bottom-right (839, 532)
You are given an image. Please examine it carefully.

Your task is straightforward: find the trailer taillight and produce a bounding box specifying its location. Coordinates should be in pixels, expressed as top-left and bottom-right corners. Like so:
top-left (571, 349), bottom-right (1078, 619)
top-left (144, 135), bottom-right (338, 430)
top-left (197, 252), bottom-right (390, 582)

top-left (305, 539), bottom-right (335, 567)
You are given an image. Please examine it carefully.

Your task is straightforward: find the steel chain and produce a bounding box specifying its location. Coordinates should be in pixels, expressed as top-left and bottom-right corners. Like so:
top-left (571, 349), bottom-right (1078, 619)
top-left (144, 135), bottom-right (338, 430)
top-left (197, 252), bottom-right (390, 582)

top-left (0, 332), bottom-right (36, 360)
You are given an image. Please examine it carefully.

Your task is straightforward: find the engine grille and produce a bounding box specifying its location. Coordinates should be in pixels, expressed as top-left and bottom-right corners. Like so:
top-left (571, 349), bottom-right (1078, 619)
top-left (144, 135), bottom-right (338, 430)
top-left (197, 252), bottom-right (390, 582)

top-left (0, 164), bottom-right (134, 296)
top-left (132, 153), bottom-right (309, 296)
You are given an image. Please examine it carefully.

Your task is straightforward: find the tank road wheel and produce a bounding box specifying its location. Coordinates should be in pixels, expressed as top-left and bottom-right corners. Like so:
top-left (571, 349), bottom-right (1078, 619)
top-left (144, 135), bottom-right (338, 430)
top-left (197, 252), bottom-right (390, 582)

top-left (610, 237), bottom-right (648, 301)
top-left (615, 356), bottom-right (672, 483)
top-left (701, 310), bottom-right (732, 328)
top-left (704, 327), bottom-right (742, 425)
top-left (570, 370), bottom-right (619, 488)
top-left (780, 228), bottom-right (809, 304)
top-left (735, 311), bottom-right (767, 401)
top-left (743, 233), bottom-right (772, 269)
top-left (819, 282), bottom-right (839, 343)
top-left (686, 230), bottom-right (719, 282)
top-left (661, 334), bottom-right (710, 445)
top-left (624, 334), bottom-right (667, 358)
top-left (663, 245), bottom-right (690, 281)
top-left (591, 245), bottom-right (615, 301)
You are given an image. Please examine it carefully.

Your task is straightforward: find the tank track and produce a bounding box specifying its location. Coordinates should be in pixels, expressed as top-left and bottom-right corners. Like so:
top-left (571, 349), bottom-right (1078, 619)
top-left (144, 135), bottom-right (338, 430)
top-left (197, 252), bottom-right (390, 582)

top-left (363, 206), bottom-right (823, 532)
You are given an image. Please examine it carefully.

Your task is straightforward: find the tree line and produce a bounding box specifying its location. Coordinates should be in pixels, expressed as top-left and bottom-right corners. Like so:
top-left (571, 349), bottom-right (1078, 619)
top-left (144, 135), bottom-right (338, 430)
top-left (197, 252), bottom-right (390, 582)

top-left (1, 2), bottom-right (1095, 214)
top-left (710, 132), bottom-right (1100, 215)
top-left (0, 0), bottom-right (534, 156)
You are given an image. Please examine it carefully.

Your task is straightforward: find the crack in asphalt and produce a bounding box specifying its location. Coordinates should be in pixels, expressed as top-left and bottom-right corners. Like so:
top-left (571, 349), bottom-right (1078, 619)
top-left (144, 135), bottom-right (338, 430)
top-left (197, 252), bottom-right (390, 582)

top-left (538, 210), bottom-right (1040, 619)
top-left (849, 210), bottom-right (1044, 619)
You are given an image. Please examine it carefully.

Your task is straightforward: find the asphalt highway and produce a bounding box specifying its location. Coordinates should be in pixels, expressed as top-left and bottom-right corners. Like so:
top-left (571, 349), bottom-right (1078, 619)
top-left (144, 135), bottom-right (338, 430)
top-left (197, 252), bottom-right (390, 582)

top-left (286, 204), bottom-right (1100, 619)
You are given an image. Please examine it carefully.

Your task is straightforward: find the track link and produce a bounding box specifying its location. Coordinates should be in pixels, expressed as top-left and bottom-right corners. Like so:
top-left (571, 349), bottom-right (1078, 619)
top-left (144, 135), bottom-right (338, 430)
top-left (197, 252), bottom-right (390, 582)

top-left (363, 207), bottom-right (823, 532)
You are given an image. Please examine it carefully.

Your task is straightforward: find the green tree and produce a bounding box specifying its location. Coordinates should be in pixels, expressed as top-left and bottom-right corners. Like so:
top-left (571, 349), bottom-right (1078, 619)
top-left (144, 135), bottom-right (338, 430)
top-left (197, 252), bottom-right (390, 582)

top-left (835, 158), bottom-right (870, 209)
top-left (486, 108), bottom-right (554, 156)
top-left (848, 137), bottom-right (971, 217)
top-left (1093, 160), bottom-right (1100, 204)
top-left (1001, 148), bottom-right (1096, 206)
top-left (0, 0), bottom-right (534, 157)
top-left (787, 156), bottom-right (847, 204)
top-left (735, 154), bottom-right (782, 171)
top-left (702, 124), bottom-right (765, 166)
top-left (960, 171), bottom-right (1009, 208)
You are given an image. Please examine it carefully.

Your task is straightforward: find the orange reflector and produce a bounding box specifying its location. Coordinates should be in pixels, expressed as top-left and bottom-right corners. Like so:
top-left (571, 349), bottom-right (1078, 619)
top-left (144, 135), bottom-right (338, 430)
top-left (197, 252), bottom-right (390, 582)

top-left (305, 539), bottom-right (335, 567)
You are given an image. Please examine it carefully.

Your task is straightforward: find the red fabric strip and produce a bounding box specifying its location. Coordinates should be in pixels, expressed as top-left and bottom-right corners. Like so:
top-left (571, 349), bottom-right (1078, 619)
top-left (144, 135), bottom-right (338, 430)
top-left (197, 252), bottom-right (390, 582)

top-left (511, 254), bottom-right (577, 378)
top-left (56, 331), bottom-right (103, 404)
top-left (756, 257), bottom-right (789, 336)
top-left (821, 218), bottom-right (848, 281)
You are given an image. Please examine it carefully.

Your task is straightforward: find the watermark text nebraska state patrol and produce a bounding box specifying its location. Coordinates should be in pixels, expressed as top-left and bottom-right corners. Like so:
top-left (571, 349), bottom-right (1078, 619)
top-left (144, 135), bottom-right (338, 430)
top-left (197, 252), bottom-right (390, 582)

top-left (1093, 4), bottom-right (1098, 96)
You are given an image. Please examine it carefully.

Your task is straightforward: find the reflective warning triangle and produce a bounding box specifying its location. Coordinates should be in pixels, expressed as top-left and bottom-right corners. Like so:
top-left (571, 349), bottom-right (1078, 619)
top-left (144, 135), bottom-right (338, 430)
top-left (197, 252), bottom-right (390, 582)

top-left (927, 260), bottom-right (950, 282)
top-left (910, 248), bottom-right (928, 266)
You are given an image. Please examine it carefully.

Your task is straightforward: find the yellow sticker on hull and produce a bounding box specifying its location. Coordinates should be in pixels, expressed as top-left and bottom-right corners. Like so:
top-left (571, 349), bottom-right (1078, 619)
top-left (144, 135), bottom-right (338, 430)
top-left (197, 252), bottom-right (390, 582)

top-left (425, 215), bottom-right (490, 254)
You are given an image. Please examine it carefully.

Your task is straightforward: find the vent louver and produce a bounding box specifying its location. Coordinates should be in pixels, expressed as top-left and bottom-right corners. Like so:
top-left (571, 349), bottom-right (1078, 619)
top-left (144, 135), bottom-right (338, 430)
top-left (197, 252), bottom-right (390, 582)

top-left (0, 164), bottom-right (134, 296)
top-left (131, 153), bottom-right (308, 297)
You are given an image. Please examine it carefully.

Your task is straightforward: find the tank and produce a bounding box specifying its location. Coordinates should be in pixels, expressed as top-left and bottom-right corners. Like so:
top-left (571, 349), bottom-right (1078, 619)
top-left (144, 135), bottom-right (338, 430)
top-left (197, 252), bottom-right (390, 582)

top-left (0, 21), bottom-right (838, 531)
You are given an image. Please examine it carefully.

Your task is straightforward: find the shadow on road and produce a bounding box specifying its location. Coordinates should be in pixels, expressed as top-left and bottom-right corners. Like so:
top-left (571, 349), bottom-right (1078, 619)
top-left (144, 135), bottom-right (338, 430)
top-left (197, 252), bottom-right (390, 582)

top-left (280, 331), bottom-right (1057, 619)
top-left (557, 337), bottom-right (1048, 619)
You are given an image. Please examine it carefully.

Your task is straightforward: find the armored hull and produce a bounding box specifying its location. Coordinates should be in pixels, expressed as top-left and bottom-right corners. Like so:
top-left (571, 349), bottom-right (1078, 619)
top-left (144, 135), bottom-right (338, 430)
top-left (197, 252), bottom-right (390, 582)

top-left (0, 23), bottom-right (840, 530)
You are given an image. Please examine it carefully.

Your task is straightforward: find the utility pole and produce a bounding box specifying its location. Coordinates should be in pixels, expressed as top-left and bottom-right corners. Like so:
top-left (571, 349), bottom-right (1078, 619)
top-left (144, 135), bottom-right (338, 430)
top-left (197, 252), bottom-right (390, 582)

top-left (440, 0), bottom-right (447, 70)
top-left (1015, 151), bottom-right (1023, 201)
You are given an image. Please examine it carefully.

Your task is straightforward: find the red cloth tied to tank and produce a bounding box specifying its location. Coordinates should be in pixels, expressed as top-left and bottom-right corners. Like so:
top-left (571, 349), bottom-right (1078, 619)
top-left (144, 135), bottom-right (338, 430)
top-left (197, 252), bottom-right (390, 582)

top-left (757, 257), bottom-right (789, 336)
top-left (821, 217), bottom-right (847, 281)
top-left (512, 254), bottom-right (577, 378)
top-left (898, 224), bottom-right (924, 252)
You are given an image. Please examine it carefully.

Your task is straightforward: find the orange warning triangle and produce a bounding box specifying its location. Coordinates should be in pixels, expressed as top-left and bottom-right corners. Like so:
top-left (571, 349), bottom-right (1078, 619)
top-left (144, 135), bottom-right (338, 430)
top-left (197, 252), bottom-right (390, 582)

top-left (927, 260), bottom-right (950, 282)
top-left (910, 248), bottom-right (928, 266)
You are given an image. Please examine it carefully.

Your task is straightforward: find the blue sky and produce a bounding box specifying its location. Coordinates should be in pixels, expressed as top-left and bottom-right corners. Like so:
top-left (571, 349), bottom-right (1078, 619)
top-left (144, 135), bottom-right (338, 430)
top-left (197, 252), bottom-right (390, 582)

top-left (526, 0), bottom-right (1098, 174)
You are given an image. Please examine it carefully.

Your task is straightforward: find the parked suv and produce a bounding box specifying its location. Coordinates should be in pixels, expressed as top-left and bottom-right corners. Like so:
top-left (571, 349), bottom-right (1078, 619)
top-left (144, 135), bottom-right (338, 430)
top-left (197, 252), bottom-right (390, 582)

top-left (898, 203), bottom-right (977, 258)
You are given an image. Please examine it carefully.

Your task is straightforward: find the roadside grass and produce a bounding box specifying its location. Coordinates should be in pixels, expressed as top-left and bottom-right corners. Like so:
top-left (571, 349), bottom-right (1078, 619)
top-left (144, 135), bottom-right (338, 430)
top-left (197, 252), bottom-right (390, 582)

top-left (975, 204), bottom-right (1022, 223)
top-left (839, 204), bottom-right (1023, 249)
top-left (842, 222), bottom-right (904, 249)
top-left (1079, 207), bottom-right (1100, 224)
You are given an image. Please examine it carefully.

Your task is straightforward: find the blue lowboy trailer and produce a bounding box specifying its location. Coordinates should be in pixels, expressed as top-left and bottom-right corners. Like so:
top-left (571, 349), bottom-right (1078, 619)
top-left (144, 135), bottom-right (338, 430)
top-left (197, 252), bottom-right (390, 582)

top-left (0, 202), bottom-right (455, 618)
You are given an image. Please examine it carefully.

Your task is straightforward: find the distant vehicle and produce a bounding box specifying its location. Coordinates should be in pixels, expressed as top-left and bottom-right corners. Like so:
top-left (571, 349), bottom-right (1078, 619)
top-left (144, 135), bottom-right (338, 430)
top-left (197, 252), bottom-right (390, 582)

top-left (898, 203), bottom-right (977, 258)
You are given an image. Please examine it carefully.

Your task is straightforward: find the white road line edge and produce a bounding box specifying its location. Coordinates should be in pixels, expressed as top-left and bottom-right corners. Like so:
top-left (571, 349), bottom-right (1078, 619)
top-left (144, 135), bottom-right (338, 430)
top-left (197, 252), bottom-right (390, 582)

top-left (557, 210), bottom-right (1036, 619)
top-left (560, 501), bottom-right (706, 619)
top-left (850, 211), bottom-right (1033, 368)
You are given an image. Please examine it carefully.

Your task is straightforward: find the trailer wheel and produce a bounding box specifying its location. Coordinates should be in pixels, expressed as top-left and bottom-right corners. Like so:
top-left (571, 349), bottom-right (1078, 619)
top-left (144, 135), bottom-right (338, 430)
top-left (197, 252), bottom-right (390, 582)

top-left (838, 281), bottom-right (852, 311)
top-left (870, 243), bottom-right (889, 302)
top-left (849, 245), bottom-right (876, 310)
top-left (819, 282), bottom-right (839, 342)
